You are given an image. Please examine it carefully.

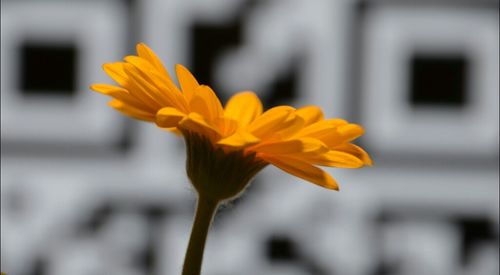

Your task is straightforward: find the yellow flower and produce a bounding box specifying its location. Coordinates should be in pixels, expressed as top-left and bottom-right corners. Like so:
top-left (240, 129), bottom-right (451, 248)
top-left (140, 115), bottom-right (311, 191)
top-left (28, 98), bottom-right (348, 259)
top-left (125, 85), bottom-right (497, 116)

top-left (91, 43), bottom-right (371, 196)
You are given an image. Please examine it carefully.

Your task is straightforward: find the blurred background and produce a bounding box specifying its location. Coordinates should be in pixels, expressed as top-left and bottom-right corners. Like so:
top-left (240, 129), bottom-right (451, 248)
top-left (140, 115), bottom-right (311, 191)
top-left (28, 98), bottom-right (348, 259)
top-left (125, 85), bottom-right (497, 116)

top-left (1, 0), bottom-right (499, 274)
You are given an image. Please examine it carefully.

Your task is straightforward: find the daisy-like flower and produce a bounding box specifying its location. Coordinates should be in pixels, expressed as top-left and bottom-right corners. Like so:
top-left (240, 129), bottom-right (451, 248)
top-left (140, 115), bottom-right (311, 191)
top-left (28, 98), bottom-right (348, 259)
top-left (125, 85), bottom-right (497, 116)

top-left (91, 43), bottom-right (371, 275)
top-left (91, 43), bottom-right (371, 192)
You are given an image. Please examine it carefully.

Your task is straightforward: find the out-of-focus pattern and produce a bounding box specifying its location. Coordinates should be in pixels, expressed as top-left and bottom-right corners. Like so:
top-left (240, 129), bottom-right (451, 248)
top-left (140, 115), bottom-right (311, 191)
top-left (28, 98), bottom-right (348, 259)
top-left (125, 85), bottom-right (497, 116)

top-left (1, 0), bottom-right (498, 274)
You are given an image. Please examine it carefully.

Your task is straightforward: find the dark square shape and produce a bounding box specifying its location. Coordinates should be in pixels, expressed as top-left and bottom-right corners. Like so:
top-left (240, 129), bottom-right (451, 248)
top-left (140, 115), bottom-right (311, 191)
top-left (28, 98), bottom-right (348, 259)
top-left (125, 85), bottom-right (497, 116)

top-left (409, 54), bottom-right (468, 107)
top-left (266, 235), bottom-right (298, 262)
top-left (19, 43), bottom-right (78, 96)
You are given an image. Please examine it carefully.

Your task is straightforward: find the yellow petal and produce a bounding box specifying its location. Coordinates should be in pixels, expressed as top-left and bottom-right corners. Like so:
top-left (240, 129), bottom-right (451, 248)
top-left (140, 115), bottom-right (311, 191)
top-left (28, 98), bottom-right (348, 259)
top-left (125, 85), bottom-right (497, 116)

top-left (332, 143), bottom-right (373, 166)
top-left (178, 112), bottom-right (221, 141)
top-left (218, 129), bottom-right (261, 148)
top-left (136, 43), bottom-right (171, 79)
top-left (251, 137), bottom-right (327, 155)
top-left (261, 155), bottom-right (339, 190)
top-left (166, 127), bottom-right (182, 135)
top-left (121, 63), bottom-right (163, 109)
top-left (295, 106), bottom-right (324, 126)
top-left (108, 99), bottom-right (155, 121)
top-left (125, 55), bottom-right (169, 90)
top-left (317, 124), bottom-right (365, 148)
top-left (156, 107), bottom-right (186, 128)
top-left (176, 64), bottom-right (199, 101)
top-left (103, 62), bottom-right (129, 87)
top-left (247, 106), bottom-right (295, 139)
top-left (305, 150), bottom-right (364, 168)
top-left (90, 84), bottom-right (147, 108)
top-left (91, 83), bottom-right (126, 99)
top-left (123, 60), bottom-right (168, 102)
top-left (133, 44), bottom-right (190, 112)
top-left (225, 91), bottom-right (263, 127)
top-left (337, 124), bottom-right (365, 143)
top-left (189, 85), bottom-right (224, 122)
top-left (271, 112), bottom-right (305, 139)
top-left (213, 116), bottom-right (238, 137)
top-left (128, 50), bottom-right (190, 112)
top-left (126, 55), bottom-right (183, 96)
top-left (294, 118), bottom-right (348, 138)
top-left (124, 56), bottom-right (189, 112)
top-left (90, 83), bottom-right (125, 95)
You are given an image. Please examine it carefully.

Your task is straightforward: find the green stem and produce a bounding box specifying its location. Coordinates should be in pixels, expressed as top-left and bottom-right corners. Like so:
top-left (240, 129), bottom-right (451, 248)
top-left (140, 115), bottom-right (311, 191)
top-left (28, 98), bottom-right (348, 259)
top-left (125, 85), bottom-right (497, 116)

top-left (182, 196), bottom-right (219, 275)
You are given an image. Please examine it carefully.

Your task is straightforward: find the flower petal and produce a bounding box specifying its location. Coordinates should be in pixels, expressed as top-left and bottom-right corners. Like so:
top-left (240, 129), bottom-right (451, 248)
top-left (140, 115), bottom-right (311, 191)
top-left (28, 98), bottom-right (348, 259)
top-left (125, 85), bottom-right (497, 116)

top-left (126, 55), bottom-right (182, 96)
top-left (337, 124), bottom-right (365, 143)
top-left (178, 112), bottom-right (221, 141)
top-left (189, 85), bottom-right (224, 122)
top-left (121, 63), bottom-right (164, 109)
top-left (218, 129), bottom-right (261, 148)
top-left (123, 60), bottom-right (169, 102)
top-left (247, 106), bottom-right (295, 139)
top-left (271, 112), bottom-right (305, 139)
top-left (108, 99), bottom-right (156, 121)
top-left (261, 155), bottom-right (339, 190)
top-left (90, 83), bottom-right (124, 95)
top-left (295, 106), bottom-right (324, 126)
top-left (124, 56), bottom-right (189, 112)
top-left (90, 84), bottom-right (150, 110)
top-left (317, 124), bottom-right (365, 148)
top-left (156, 107), bottom-right (186, 128)
top-left (293, 118), bottom-right (348, 138)
top-left (213, 116), bottom-right (238, 137)
top-left (164, 127), bottom-right (182, 135)
top-left (103, 62), bottom-right (129, 87)
top-left (251, 137), bottom-right (327, 155)
top-left (332, 143), bottom-right (373, 166)
top-left (304, 150), bottom-right (364, 168)
top-left (225, 91), bottom-right (263, 127)
top-left (175, 64), bottom-right (199, 101)
top-left (136, 43), bottom-right (171, 79)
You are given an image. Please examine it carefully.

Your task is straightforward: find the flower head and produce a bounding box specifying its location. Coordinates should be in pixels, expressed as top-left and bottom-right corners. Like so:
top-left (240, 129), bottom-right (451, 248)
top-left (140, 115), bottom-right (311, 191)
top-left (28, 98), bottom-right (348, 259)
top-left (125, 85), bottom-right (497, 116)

top-left (91, 43), bottom-right (371, 198)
